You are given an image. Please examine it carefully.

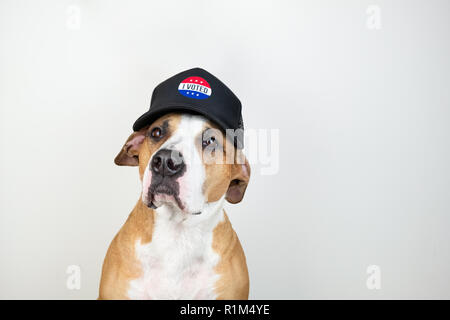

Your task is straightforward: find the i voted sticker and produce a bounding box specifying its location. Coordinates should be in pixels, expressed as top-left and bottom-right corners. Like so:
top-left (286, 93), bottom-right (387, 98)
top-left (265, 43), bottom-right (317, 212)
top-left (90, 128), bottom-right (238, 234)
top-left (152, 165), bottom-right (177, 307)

top-left (178, 76), bottom-right (212, 99)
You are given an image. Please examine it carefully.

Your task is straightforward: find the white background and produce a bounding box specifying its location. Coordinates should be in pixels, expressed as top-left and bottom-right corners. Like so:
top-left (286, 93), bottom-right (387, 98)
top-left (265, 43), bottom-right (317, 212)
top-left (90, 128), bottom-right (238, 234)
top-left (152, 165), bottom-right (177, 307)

top-left (1, 0), bottom-right (450, 299)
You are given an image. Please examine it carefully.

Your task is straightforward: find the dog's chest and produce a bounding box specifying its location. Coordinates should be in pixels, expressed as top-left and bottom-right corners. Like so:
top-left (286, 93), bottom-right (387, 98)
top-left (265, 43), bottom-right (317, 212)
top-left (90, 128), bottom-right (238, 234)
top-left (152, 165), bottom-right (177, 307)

top-left (127, 217), bottom-right (221, 300)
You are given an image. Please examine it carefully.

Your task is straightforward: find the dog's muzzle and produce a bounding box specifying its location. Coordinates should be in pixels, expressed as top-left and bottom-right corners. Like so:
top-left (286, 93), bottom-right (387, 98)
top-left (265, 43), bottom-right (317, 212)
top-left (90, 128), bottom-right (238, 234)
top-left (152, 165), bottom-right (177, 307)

top-left (147, 148), bottom-right (187, 211)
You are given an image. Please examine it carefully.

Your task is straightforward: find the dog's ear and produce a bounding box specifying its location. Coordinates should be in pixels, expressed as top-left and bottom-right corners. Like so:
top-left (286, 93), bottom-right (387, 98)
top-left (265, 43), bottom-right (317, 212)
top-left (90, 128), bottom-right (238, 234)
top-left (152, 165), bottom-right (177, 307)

top-left (114, 129), bottom-right (147, 166)
top-left (226, 151), bottom-right (251, 204)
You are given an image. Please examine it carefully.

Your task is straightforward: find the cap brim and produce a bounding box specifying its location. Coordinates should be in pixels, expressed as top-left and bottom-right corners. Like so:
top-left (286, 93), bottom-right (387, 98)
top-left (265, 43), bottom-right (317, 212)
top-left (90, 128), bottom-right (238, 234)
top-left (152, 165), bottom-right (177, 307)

top-left (133, 103), bottom-right (231, 133)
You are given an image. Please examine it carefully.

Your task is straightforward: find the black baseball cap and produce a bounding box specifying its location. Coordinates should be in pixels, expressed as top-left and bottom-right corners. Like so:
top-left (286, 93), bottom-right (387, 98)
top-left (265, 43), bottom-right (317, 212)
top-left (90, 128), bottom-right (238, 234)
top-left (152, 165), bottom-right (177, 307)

top-left (133, 67), bottom-right (244, 148)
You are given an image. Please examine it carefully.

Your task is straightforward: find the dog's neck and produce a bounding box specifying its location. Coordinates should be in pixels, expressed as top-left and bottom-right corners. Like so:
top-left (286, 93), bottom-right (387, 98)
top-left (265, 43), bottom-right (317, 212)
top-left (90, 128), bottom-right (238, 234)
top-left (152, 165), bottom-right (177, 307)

top-left (127, 195), bottom-right (227, 300)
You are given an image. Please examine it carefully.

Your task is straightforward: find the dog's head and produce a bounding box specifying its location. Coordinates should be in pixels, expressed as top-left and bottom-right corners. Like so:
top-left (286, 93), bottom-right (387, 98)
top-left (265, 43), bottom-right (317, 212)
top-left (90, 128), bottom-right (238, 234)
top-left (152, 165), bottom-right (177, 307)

top-left (115, 113), bottom-right (250, 215)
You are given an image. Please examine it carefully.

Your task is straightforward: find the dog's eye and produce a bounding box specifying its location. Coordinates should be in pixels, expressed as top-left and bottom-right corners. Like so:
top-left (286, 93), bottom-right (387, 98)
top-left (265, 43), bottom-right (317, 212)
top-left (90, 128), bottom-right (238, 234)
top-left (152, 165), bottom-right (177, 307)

top-left (150, 127), bottom-right (163, 139)
top-left (202, 136), bottom-right (216, 148)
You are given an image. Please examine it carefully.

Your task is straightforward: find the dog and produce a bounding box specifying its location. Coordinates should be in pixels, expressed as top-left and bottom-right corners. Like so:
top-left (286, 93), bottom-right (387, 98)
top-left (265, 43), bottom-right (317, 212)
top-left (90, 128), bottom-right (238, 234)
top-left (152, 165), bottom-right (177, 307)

top-left (98, 112), bottom-right (250, 299)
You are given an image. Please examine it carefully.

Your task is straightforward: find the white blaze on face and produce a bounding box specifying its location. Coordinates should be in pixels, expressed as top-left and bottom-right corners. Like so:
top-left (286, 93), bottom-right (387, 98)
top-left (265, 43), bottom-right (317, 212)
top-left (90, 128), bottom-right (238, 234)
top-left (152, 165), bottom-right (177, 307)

top-left (142, 114), bottom-right (207, 214)
top-left (141, 165), bottom-right (153, 205)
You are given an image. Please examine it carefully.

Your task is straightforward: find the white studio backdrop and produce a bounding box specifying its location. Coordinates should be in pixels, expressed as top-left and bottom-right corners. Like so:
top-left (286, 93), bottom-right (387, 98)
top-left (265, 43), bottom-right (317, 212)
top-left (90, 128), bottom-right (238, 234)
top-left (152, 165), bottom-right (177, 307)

top-left (1, 0), bottom-right (450, 299)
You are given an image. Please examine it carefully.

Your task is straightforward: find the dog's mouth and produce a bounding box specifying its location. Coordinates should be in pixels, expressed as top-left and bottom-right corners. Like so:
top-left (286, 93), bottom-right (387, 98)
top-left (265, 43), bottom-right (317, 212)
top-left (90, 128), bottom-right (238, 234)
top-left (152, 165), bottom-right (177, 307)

top-left (146, 182), bottom-right (190, 212)
top-left (147, 183), bottom-right (180, 208)
top-left (153, 184), bottom-right (176, 196)
top-left (145, 183), bottom-right (201, 215)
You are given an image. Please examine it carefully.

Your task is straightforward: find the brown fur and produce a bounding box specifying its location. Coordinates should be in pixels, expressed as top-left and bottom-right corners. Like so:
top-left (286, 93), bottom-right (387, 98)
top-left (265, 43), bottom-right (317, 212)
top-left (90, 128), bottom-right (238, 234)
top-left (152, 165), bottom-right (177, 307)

top-left (98, 200), bottom-right (154, 299)
top-left (212, 212), bottom-right (250, 299)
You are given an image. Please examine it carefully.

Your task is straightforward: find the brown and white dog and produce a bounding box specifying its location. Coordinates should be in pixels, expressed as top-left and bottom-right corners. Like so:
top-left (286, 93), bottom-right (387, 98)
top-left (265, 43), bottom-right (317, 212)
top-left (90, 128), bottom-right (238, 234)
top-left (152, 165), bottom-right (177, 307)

top-left (98, 112), bottom-right (250, 299)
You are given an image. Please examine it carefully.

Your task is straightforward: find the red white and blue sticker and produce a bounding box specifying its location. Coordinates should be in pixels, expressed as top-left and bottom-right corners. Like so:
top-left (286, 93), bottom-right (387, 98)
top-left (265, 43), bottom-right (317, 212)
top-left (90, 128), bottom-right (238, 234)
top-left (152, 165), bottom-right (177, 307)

top-left (178, 76), bottom-right (212, 99)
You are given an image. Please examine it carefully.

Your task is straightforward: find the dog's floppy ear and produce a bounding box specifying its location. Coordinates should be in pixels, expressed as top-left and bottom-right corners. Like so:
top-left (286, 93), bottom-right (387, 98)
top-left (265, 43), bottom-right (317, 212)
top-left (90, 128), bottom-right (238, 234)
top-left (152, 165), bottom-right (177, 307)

top-left (226, 151), bottom-right (251, 204)
top-left (114, 129), bottom-right (147, 166)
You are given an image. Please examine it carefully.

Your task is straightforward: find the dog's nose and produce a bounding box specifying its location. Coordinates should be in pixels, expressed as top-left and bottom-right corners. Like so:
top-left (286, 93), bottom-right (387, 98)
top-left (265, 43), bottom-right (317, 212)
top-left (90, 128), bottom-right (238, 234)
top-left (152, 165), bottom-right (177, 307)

top-left (151, 149), bottom-right (185, 176)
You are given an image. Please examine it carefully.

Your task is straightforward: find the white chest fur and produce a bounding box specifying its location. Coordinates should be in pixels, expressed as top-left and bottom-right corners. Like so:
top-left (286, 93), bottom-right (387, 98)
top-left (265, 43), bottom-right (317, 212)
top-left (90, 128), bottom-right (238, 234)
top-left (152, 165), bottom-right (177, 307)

top-left (127, 204), bottom-right (225, 300)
